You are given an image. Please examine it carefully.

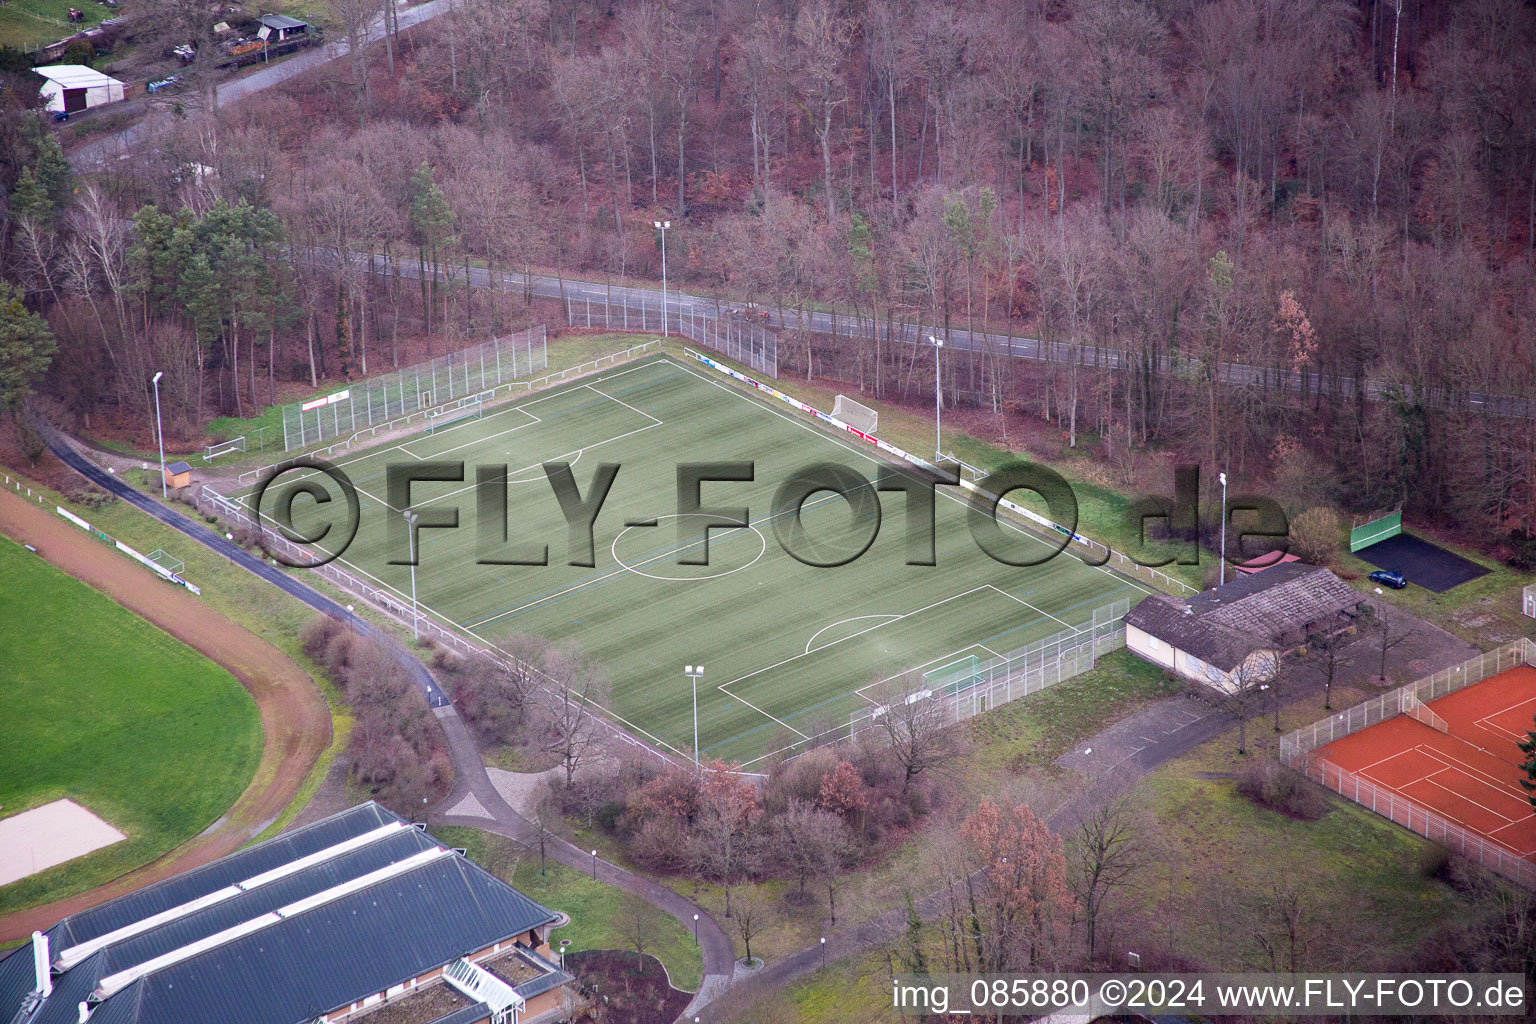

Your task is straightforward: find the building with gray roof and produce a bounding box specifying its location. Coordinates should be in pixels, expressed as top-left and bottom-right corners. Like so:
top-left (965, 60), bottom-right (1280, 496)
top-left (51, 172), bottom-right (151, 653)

top-left (2, 803), bottom-right (572, 1024)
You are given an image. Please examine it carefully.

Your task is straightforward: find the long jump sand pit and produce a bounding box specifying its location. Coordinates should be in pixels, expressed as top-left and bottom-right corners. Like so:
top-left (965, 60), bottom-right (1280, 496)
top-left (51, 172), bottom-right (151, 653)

top-left (0, 800), bottom-right (126, 887)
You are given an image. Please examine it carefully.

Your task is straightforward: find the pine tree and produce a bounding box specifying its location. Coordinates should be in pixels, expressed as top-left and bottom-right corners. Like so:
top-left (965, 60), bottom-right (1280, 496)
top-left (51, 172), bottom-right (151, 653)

top-left (1519, 716), bottom-right (1536, 813)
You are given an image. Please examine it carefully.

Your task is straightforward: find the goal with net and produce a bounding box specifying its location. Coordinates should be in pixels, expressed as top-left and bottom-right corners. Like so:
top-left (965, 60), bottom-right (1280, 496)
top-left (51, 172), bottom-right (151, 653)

top-left (425, 394), bottom-right (486, 434)
top-left (832, 394), bottom-right (878, 434)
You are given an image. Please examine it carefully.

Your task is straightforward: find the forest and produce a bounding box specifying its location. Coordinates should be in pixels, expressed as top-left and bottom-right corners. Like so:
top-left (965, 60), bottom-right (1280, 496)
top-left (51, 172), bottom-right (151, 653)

top-left (1, 0), bottom-right (1534, 559)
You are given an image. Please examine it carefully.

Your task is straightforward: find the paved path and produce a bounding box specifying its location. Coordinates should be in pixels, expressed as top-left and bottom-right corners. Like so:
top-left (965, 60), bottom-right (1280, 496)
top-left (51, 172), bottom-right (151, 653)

top-left (311, 248), bottom-right (1533, 421)
top-left (0, 482), bottom-right (330, 943)
top-left (30, 415), bottom-right (737, 1018)
top-left (69, 0), bottom-right (452, 172)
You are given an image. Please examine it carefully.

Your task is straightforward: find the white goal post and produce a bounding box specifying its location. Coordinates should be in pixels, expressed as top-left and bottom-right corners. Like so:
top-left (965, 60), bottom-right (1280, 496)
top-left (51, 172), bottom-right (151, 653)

top-left (425, 391), bottom-right (489, 434)
top-left (832, 394), bottom-right (878, 434)
top-left (204, 436), bottom-right (247, 461)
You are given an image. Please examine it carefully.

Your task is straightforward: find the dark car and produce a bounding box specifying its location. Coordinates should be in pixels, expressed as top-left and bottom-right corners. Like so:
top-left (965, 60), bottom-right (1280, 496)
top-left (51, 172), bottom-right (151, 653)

top-left (1369, 569), bottom-right (1408, 589)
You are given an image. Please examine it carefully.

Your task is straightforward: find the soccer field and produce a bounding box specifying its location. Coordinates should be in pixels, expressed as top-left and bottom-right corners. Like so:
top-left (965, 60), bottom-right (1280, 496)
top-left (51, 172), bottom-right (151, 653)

top-left (253, 354), bottom-right (1149, 767)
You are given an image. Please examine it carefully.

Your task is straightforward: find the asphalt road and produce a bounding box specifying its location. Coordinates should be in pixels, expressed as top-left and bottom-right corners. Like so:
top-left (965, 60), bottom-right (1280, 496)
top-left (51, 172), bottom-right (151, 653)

top-left (36, 412), bottom-right (739, 1018)
top-left (320, 248), bottom-right (1534, 421)
top-left (69, 0), bottom-right (453, 172)
top-left (34, 412), bottom-right (450, 708)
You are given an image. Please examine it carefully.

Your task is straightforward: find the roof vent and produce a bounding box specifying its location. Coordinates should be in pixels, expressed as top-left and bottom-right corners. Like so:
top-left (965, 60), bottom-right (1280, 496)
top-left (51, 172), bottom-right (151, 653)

top-left (34, 931), bottom-right (52, 999)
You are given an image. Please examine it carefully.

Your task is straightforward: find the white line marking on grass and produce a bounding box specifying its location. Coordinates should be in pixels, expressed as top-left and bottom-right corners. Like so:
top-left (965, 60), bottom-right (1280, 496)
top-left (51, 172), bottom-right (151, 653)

top-left (464, 482), bottom-right (868, 631)
top-left (583, 382), bottom-right (664, 425)
top-left (804, 614), bottom-right (902, 655)
top-left (984, 584), bottom-right (1074, 628)
top-left (713, 684), bottom-right (811, 739)
top-left (668, 357), bottom-right (1159, 598)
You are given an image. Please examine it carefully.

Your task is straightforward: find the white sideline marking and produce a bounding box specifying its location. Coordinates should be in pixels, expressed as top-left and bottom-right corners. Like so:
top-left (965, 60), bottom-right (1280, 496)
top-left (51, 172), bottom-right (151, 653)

top-left (669, 357), bottom-right (1159, 599)
top-left (804, 614), bottom-right (902, 655)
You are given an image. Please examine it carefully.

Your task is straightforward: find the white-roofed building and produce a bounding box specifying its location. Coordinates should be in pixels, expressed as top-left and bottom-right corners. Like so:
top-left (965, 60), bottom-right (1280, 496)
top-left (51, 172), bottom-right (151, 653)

top-left (34, 65), bottom-right (125, 114)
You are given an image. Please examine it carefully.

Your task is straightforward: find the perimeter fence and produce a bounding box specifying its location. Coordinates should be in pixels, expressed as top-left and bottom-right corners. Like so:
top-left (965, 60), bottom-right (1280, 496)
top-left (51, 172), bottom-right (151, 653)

top-left (566, 293), bottom-right (778, 378)
top-left (1278, 639), bottom-right (1536, 888)
top-left (278, 326), bottom-right (547, 450)
top-left (849, 598), bottom-right (1131, 745)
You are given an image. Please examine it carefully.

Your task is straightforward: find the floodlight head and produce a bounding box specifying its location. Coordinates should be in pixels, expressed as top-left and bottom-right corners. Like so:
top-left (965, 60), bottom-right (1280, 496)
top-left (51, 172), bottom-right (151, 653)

top-left (1219, 471), bottom-right (1227, 486)
top-left (663, 220), bottom-right (671, 228)
top-left (654, 221), bottom-right (662, 229)
top-left (152, 371), bottom-right (163, 383)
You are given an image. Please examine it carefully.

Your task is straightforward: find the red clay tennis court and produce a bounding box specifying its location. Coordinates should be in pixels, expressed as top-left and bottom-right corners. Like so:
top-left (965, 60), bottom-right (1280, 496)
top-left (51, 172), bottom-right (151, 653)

top-left (1316, 666), bottom-right (1536, 861)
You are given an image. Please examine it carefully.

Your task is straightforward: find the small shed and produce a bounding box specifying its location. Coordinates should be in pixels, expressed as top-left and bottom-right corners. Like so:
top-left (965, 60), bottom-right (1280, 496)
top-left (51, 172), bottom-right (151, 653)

top-left (164, 461), bottom-right (192, 489)
top-left (34, 65), bottom-right (125, 114)
top-left (258, 14), bottom-right (309, 40)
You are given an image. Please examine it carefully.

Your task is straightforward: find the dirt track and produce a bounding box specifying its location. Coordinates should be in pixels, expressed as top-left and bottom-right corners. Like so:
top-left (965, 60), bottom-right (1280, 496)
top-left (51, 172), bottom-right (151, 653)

top-left (0, 484), bottom-right (331, 942)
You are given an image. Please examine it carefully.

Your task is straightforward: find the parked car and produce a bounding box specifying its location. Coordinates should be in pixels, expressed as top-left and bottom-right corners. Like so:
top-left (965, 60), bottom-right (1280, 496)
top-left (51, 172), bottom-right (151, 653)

top-left (1368, 569), bottom-right (1408, 589)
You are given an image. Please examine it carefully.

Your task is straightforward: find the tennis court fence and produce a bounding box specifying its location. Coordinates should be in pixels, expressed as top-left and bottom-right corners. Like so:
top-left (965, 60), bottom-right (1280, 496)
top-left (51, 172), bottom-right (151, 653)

top-left (1278, 638), bottom-right (1536, 888)
top-left (848, 598), bottom-right (1131, 745)
top-left (200, 482), bottom-right (695, 777)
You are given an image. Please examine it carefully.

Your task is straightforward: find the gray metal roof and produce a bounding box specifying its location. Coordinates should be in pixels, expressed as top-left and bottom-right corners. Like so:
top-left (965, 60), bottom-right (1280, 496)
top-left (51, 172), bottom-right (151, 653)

top-left (428, 1005), bottom-right (492, 1024)
top-left (1126, 563), bottom-right (1363, 670)
top-left (1, 804), bottom-right (560, 1024)
top-left (259, 13), bottom-right (307, 28)
top-left (165, 461), bottom-right (191, 474)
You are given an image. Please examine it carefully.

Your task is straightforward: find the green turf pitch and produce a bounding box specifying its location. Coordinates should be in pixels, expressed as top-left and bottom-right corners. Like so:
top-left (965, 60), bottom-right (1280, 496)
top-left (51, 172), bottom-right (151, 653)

top-left (0, 535), bottom-right (261, 914)
top-left (254, 355), bottom-right (1145, 767)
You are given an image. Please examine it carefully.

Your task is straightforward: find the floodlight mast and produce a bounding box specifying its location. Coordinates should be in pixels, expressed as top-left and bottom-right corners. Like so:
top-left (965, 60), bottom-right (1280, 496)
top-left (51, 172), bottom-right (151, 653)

top-left (1218, 471), bottom-right (1228, 586)
top-left (404, 510), bottom-right (420, 639)
top-left (685, 664), bottom-right (704, 770)
top-left (152, 371), bottom-right (166, 498)
top-left (655, 221), bottom-right (671, 337)
top-left (928, 336), bottom-right (944, 460)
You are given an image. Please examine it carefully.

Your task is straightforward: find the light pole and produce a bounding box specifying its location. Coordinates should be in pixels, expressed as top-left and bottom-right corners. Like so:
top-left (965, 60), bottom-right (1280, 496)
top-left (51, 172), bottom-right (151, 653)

top-left (692, 913), bottom-right (699, 943)
top-left (685, 664), bottom-right (704, 769)
top-left (1218, 471), bottom-right (1228, 587)
top-left (404, 510), bottom-right (420, 639)
top-left (928, 336), bottom-right (944, 460)
top-left (820, 936), bottom-right (826, 969)
top-left (151, 371), bottom-right (166, 498)
top-left (654, 220), bottom-right (671, 337)
top-left (558, 939), bottom-right (570, 972)
top-left (591, 849), bottom-right (598, 880)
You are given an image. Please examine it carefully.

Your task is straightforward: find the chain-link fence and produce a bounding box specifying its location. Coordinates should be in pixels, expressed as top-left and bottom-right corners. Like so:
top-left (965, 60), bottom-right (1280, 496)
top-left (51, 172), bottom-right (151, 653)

top-left (566, 293), bottom-right (779, 378)
top-left (200, 481), bottom-right (687, 775)
top-left (280, 326), bottom-right (547, 450)
top-left (850, 598), bottom-right (1131, 744)
top-left (1279, 638), bottom-right (1536, 888)
top-left (942, 453), bottom-right (1199, 596)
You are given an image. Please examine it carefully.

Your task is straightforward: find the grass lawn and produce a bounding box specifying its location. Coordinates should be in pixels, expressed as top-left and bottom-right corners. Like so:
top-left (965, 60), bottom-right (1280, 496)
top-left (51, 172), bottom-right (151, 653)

top-left (244, 353), bottom-right (1140, 769)
top-left (965, 648), bottom-right (1181, 774)
top-left (0, 534), bottom-right (262, 915)
top-left (667, 340), bottom-right (1204, 592)
top-left (0, 0), bottom-right (107, 49)
top-left (1134, 769), bottom-right (1472, 968)
top-left (197, 331), bottom-right (662, 466)
top-left (2, 468), bottom-right (351, 848)
top-left (429, 826), bottom-right (703, 992)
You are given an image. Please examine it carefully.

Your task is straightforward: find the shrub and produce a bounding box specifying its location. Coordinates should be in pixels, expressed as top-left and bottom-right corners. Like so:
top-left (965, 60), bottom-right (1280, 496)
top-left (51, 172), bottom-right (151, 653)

top-left (1235, 759), bottom-right (1327, 820)
top-left (1289, 506), bottom-right (1342, 565)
